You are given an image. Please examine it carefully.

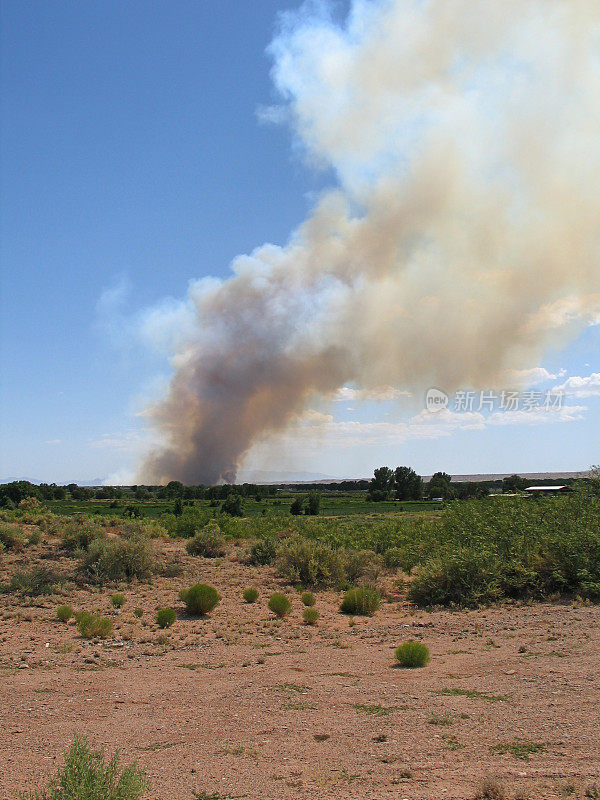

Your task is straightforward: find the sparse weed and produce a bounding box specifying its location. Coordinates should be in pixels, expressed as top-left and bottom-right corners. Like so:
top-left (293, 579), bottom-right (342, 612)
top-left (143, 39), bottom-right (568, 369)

top-left (111, 593), bottom-right (126, 609)
top-left (473, 777), bottom-right (506, 799)
top-left (8, 567), bottom-right (60, 596)
top-left (56, 605), bottom-right (74, 623)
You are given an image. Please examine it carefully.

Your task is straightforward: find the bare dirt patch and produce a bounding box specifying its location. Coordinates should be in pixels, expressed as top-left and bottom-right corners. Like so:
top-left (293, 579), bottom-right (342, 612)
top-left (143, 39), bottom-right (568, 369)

top-left (1, 536), bottom-right (599, 799)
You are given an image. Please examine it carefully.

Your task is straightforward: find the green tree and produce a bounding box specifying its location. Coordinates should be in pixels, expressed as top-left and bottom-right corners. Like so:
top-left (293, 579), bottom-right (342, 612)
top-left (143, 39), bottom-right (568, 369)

top-left (290, 497), bottom-right (304, 515)
top-left (367, 467), bottom-right (394, 500)
top-left (221, 493), bottom-right (244, 517)
top-left (427, 471), bottom-right (454, 500)
top-left (394, 466), bottom-right (423, 500)
top-left (173, 497), bottom-right (183, 516)
top-left (502, 474), bottom-right (527, 493)
top-left (305, 492), bottom-right (321, 515)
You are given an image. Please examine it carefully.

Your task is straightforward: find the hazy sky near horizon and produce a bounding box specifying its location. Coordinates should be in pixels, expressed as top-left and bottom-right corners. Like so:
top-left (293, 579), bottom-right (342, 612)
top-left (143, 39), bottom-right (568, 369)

top-left (1, 0), bottom-right (598, 484)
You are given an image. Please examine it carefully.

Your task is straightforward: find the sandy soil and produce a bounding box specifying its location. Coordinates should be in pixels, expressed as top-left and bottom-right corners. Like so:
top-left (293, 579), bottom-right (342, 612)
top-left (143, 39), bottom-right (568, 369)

top-left (1, 535), bottom-right (599, 800)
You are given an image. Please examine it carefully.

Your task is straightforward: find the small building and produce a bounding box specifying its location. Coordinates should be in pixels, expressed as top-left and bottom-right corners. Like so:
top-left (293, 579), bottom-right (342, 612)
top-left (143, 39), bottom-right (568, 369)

top-left (524, 485), bottom-right (572, 496)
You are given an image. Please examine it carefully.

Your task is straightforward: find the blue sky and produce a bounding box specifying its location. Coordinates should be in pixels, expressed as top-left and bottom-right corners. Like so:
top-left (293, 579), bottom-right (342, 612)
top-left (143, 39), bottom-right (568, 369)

top-left (1, 0), bottom-right (598, 483)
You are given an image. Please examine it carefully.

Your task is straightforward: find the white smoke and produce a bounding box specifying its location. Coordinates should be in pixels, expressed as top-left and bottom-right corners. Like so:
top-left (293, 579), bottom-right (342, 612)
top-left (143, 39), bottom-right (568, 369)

top-left (136, 0), bottom-right (600, 485)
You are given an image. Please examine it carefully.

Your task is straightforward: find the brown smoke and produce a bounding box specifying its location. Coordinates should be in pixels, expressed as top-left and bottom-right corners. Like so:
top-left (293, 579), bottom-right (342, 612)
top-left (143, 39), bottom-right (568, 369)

top-left (137, 0), bottom-right (600, 485)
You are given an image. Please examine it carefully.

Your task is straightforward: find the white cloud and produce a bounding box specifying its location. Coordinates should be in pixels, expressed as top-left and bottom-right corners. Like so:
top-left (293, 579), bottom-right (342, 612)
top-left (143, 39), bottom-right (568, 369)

top-left (552, 372), bottom-right (600, 398)
top-left (44, 439), bottom-right (61, 446)
top-left (505, 367), bottom-right (566, 386)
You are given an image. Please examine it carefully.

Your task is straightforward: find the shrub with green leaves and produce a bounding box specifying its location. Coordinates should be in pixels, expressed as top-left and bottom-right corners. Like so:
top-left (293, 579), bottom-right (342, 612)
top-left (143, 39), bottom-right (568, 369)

top-left (18, 734), bottom-right (149, 800)
top-left (301, 591), bottom-right (316, 607)
top-left (80, 536), bottom-right (153, 583)
top-left (276, 535), bottom-right (345, 588)
top-left (8, 567), bottom-right (60, 596)
top-left (76, 612), bottom-right (113, 639)
top-left (344, 549), bottom-right (383, 585)
top-left (249, 535), bottom-right (277, 565)
top-left (156, 607), bottom-right (176, 629)
top-left (134, 607), bottom-right (144, 618)
top-left (340, 586), bottom-right (381, 616)
top-left (394, 640), bottom-right (430, 668)
top-left (56, 605), bottom-right (74, 623)
top-left (383, 547), bottom-right (405, 571)
top-left (60, 518), bottom-right (105, 553)
top-left (243, 587), bottom-right (259, 603)
top-left (407, 547), bottom-right (503, 608)
top-left (0, 521), bottom-right (25, 550)
top-left (185, 521), bottom-right (226, 558)
top-left (268, 592), bottom-right (292, 618)
top-left (111, 593), bottom-right (126, 609)
top-left (302, 607), bottom-right (319, 625)
top-left (180, 583), bottom-right (220, 616)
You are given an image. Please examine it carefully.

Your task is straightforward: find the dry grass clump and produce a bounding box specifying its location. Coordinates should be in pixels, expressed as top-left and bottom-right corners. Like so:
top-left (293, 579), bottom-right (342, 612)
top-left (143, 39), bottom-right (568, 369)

top-left (56, 605), bottom-right (74, 623)
top-left (243, 587), bottom-right (259, 603)
top-left (76, 612), bottom-right (113, 640)
top-left (302, 607), bottom-right (319, 625)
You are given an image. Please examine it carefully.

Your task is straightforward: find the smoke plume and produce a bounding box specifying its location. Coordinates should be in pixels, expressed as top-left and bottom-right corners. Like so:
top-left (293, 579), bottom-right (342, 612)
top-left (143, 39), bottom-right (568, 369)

top-left (137, 0), bottom-right (600, 485)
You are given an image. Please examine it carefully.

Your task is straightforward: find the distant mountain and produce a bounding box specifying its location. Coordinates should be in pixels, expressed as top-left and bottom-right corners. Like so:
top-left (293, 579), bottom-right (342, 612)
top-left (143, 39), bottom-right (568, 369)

top-left (237, 470), bottom-right (339, 484)
top-left (0, 476), bottom-right (106, 487)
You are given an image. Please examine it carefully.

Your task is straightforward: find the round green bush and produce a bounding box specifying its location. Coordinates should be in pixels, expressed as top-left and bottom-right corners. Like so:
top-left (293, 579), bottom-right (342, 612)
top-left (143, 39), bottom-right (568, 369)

top-left (302, 607), bottom-right (320, 625)
top-left (134, 607), bottom-right (144, 618)
top-left (110, 593), bottom-right (126, 609)
top-left (394, 640), bottom-right (430, 668)
top-left (56, 604), bottom-right (74, 623)
top-left (243, 587), bottom-right (259, 603)
top-left (156, 607), bottom-right (176, 629)
top-left (268, 592), bottom-right (292, 618)
top-left (340, 586), bottom-right (381, 617)
top-left (301, 591), bottom-right (316, 607)
top-left (76, 612), bottom-right (113, 640)
top-left (180, 583), bottom-right (220, 616)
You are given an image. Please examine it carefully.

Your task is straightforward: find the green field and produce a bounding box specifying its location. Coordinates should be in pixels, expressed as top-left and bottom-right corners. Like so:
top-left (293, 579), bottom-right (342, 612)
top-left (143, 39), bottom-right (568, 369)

top-left (45, 495), bottom-right (442, 519)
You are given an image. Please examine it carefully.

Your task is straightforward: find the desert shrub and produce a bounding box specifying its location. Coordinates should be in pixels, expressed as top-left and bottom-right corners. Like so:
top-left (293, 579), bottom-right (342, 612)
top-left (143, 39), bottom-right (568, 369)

top-left (340, 586), bottom-right (381, 616)
top-left (407, 547), bottom-right (503, 608)
top-left (185, 521), bottom-right (226, 558)
top-left (60, 518), bottom-right (104, 553)
top-left (383, 547), bottom-right (404, 571)
top-left (180, 584), bottom-right (220, 616)
top-left (394, 640), bottom-right (430, 668)
top-left (8, 567), bottom-right (60, 596)
top-left (243, 587), bottom-right (259, 603)
top-left (301, 591), bottom-right (316, 607)
top-left (249, 535), bottom-right (277, 565)
top-left (81, 536), bottom-right (153, 583)
top-left (162, 507), bottom-right (212, 539)
top-left (18, 734), bottom-right (149, 800)
top-left (28, 529), bottom-right (42, 546)
top-left (344, 549), bottom-right (383, 585)
top-left (111, 593), bottom-right (126, 609)
top-left (276, 536), bottom-right (345, 588)
top-left (302, 607), bottom-right (319, 625)
top-left (156, 607), bottom-right (176, 629)
top-left (134, 607), bottom-right (143, 618)
top-left (56, 605), bottom-right (74, 622)
top-left (76, 612), bottom-right (113, 639)
top-left (268, 592), bottom-right (292, 618)
top-left (0, 521), bottom-right (25, 550)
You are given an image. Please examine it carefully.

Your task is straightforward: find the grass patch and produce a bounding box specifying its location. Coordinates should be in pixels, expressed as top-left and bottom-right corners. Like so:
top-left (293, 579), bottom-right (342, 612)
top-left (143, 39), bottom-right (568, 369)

top-left (491, 739), bottom-right (546, 760)
top-left (353, 703), bottom-right (395, 717)
top-left (437, 688), bottom-right (510, 703)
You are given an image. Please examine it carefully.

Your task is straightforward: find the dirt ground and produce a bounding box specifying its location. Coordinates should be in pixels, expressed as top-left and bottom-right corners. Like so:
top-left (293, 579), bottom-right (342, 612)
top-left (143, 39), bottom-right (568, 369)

top-left (1, 535), bottom-right (599, 800)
